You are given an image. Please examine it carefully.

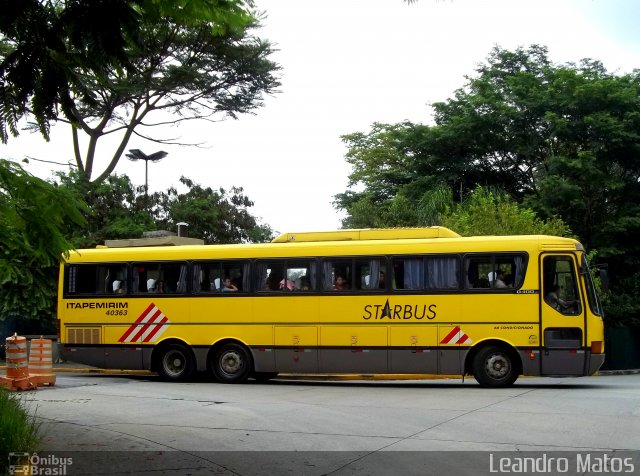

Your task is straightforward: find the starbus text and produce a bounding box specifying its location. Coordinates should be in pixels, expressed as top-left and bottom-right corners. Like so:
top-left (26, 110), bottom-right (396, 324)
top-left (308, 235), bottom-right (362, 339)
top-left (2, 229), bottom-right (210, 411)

top-left (362, 304), bottom-right (436, 320)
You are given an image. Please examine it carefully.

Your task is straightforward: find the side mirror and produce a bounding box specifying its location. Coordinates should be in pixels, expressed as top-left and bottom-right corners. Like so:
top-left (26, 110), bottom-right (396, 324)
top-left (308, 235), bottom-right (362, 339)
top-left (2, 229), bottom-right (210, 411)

top-left (599, 269), bottom-right (609, 293)
top-left (593, 263), bottom-right (609, 293)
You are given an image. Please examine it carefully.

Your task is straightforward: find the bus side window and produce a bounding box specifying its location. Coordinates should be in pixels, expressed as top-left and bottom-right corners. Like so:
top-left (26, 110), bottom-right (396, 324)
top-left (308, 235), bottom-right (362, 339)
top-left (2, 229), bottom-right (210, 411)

top-left (321, 259), bottom-right (352, 291)
top-left (425, 256), bottom-right (460, 290)
top-left (359, 259), bottom-right (386, 290)
top-left (132, 262), bottom-right (188, 295)
top-left (64, 263), bottom-right (127, 296)
top-left (392, 258), bottom-right (423, 290)
top-left (464, 254), bottom-right (527, 290)
top-left (286, 260), bottom-right (316, 291)
top-left (255, 260), bottom-right (285, 292)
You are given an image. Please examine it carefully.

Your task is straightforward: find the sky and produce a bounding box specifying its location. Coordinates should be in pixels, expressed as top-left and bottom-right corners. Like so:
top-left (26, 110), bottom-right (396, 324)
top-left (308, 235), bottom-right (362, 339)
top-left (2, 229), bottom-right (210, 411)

top-left (2, 0), bottom-right (640, 236)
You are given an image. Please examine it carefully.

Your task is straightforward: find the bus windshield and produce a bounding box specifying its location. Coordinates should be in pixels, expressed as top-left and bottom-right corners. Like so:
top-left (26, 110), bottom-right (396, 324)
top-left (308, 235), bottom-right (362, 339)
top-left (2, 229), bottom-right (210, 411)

top-left (583, 256), bottom-right (604, 317)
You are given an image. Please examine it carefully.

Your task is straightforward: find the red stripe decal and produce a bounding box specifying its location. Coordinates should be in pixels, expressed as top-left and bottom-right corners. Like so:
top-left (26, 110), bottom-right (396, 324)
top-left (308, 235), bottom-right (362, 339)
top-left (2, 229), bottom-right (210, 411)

top-left (441, 326), bottom-right (460, 344)
top-left (118, 303), bottom-right (157, 342)
top-left (130, 308), bottom-right (163, 342)
top-left (142, 316), bottom-right (169, 342)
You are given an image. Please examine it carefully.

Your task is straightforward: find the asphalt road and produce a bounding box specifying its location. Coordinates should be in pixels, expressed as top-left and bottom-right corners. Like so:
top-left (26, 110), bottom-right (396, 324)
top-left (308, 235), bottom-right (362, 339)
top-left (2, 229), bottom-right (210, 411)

top-left (14, 373), bottom-right (640, 475)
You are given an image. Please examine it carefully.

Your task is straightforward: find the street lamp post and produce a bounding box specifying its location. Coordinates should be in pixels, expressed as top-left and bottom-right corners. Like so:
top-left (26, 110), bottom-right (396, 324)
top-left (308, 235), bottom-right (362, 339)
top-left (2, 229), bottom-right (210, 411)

top-left (125, 149), bottom-right (168, 196)
top-left (176, 222), bottom-right (189, 237)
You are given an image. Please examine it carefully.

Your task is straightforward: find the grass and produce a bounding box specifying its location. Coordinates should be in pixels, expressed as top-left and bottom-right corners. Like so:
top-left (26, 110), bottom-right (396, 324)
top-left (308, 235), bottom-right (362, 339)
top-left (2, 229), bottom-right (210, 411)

top-left (0, 388), bottom-right (40, 472)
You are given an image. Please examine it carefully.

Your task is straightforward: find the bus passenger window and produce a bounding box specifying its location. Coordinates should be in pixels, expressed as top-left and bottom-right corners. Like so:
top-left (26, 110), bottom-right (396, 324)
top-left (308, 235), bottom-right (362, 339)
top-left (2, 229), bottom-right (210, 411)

top-left (356, 259), bottom-right (384, 290)
top-left (287, 260), bottom-right (316, 291)
top-left (64, 263), bottom-right (128, 296)
top-left (132, 262), bottom-right (188, 295)
top-left (425, 256), bottom-right (460, 289)
top-left (255, 260), bottom-right (285, 291)
top-left (322, 259), bottom-right (352, 291)
top-left (392, 258), bottom-right (424, 290)
top-left (464, 254), bottom-right (527, 290)
top-left (193, 261), bottom-right (248, 293)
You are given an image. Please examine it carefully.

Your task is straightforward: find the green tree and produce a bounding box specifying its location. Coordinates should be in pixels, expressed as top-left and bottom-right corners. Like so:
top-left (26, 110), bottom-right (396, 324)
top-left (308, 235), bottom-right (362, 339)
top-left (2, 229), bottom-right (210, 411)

top-left (441, 186), bottom-right (571, 237)
top-left (55, 171), bottom-right (153, 248)
top-left (337, 184), bottom-right (452, 229)
top-left (1, 0), bottom-right (280, 184)
top-left (334, 121), bottom-right (514, 226)
top-left (0, 160), bottom-right (85, 325)
top-left (0, 0), bottom-right (259, 141)
top-left (154, 176), bottom-right (273, 244)
top-left (432, 46), bottom-right (640, 254)
top-left (55, 172), bottom-right (273, 246)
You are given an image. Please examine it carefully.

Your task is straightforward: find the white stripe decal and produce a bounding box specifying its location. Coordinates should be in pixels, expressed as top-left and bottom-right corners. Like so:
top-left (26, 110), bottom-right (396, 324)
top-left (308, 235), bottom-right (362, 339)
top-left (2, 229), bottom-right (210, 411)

top-left (120, 304), bottom-right (171, 343)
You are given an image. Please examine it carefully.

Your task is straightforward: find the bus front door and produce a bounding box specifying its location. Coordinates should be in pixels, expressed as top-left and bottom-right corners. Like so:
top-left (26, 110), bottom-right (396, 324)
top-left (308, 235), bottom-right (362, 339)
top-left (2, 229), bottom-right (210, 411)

top-left (540, 254), bottom-right (587, 376)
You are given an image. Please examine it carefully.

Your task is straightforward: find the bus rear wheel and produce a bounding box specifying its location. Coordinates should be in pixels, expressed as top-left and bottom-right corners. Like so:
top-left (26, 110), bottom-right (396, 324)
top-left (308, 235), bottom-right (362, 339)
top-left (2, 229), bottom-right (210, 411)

top-left (212, 343), bottom-right (252, 383)
top-left (472, 345), bottom-right (518, 388)
top-left (158, 344), bottom-right (194, 381)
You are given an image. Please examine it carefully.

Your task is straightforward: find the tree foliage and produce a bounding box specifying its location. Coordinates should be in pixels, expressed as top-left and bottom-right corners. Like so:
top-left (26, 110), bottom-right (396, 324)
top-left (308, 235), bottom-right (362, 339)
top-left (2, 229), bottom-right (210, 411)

top-left (55, 171), bottom-right (154, 248)
top-left (339, 183), bottom-right (569, 237)
top-left (55, 172), bottom-right (273, 247)
top-left (1, 0), bottom-right (280, 184)
top-left (153, 176), bottom-right (273, 244)
top-left (440, 187), bottom-right (571, 237)
top-left (0, 160), bottom-right (85, 322)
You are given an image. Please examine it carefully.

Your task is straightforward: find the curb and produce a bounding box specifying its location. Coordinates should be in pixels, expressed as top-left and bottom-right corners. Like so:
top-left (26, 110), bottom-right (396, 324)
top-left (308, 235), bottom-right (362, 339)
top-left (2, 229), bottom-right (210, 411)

top-left (2, 362), bottom-right (640, 380)
top-left (597, 369), bottom-right (640, 376)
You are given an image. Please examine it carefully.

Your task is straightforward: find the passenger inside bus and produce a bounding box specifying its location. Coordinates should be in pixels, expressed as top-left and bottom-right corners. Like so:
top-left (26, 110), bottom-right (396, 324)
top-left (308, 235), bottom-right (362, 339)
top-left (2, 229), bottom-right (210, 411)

top-left (494, 272), bottom-right (508, 288)
top-left (545, 284), bottom-right (577, 312)
top-left (334, 275), bottom-right (349, 291)
top-left (266, 273), bottom-right (281, 291)
top-left (222, 277), bottom-right (238, 292)
top-left (112, 280), bottom-right (124, 294)
top-left (279, 279), bottom-right (295, 290)
top-left (299, 276), bottom-right (311, 291)
top-left (147, 278), bottom-right (157, 292)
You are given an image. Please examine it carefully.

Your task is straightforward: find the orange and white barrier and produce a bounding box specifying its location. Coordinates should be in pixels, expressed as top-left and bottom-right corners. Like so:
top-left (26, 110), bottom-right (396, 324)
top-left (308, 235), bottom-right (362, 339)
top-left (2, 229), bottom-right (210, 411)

top-left (1, 334), bottom-right (36, 391)
top-left (28, 337), bottom-right (56, 387)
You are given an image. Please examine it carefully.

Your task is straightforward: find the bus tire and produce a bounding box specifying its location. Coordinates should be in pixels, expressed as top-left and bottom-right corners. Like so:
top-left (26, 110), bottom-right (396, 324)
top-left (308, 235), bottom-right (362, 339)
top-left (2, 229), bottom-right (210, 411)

top-left (158, 344), bottom-right (194, 381)
top-left (472, 345), bottom-right (518, 388)
top-left (212, 343), bottom-right (252, 384)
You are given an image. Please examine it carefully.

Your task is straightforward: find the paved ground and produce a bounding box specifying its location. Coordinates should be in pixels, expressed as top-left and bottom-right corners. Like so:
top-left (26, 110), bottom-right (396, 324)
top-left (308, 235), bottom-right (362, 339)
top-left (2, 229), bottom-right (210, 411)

top-left (5, 369), bottom-right (640, 475)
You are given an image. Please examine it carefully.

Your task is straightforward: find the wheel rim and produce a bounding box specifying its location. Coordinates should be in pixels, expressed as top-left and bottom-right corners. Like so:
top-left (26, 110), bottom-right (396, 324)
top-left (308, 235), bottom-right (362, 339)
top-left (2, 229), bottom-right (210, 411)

top-left (163, 349), bottom-right (186, 378)
top-left (484, 352), bottom-right (510, 380)
top-left (220, 349), bottom-right (244, 376)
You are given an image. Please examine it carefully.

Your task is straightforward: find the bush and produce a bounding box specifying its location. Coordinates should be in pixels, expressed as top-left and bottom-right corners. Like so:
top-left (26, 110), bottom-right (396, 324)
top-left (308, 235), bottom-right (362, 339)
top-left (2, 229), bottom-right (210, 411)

top-left (0, 389), bottom-right (40, 472)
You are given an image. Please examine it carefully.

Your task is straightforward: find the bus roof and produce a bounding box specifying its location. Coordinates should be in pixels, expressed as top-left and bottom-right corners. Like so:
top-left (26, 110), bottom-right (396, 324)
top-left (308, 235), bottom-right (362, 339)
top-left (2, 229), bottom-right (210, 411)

top-left (271, 227), bottom-right (461, 243)
top-left (63, 231), bottom-right (583, 263)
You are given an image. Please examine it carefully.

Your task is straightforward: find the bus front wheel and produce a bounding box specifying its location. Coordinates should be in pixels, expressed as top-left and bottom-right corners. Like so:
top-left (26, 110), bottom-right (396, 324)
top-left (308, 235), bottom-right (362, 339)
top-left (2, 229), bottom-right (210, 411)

top-left (472, 345), bottom-right (518, 388)
top-left (158, 344), bottom-right (194, 381)
top-left (212, 343), bottom-right (252, 383)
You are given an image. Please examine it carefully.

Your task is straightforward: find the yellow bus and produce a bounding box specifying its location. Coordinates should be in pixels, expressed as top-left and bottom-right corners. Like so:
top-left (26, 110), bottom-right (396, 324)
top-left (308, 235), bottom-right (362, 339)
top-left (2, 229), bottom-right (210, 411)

top-left (57, 227), bottom-right (605, 387)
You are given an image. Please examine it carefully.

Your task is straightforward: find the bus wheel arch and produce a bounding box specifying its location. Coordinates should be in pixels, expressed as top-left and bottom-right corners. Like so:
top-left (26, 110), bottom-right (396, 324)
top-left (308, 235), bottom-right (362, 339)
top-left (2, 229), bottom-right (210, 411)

top-left (152, 339), bottom-right (196, 381)
top-left (465, 340), bottom-right (522, 388)
top-left (208, 339), bottom-right (254, 384)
